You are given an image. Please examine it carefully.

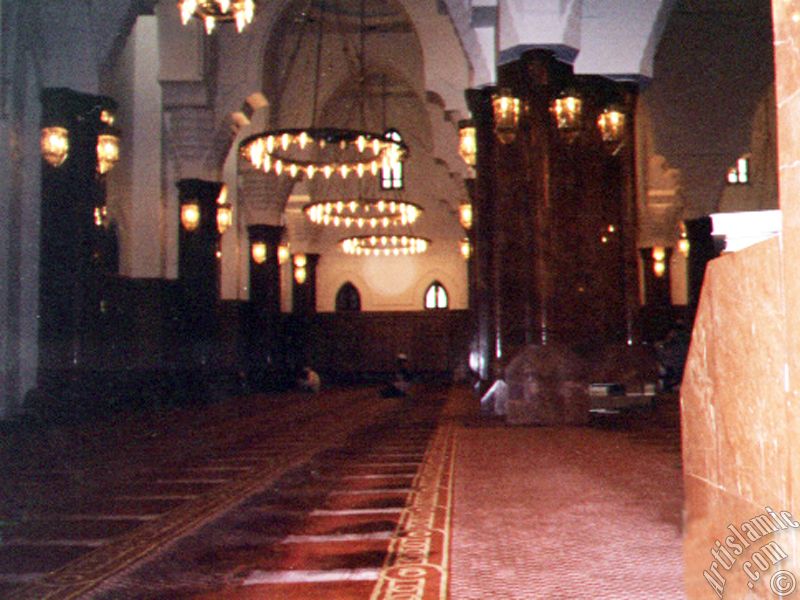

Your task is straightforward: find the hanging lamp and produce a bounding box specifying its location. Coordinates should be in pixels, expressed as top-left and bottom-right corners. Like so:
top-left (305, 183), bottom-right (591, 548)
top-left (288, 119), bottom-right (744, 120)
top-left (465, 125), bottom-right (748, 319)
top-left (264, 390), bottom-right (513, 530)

top-left (239, 0), bottom-right (406, 181)
top-left (179, 0), bottom-right (256, 34)
top-left (340, 234), bottom-right (430, 257)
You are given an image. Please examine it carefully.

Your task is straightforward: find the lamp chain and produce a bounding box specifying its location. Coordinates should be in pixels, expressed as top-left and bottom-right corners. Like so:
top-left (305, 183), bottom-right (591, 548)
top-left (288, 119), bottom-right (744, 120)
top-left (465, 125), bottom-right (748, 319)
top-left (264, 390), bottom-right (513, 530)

top-left (310, 0), bottom-right (325, 130)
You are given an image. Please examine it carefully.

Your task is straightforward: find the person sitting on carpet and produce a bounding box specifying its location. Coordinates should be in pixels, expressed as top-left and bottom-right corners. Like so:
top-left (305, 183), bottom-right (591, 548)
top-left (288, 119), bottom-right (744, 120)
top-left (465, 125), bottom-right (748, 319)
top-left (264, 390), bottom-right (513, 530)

top-left (297, 366), bottom-right (321, 393)
top-left (381, 353), bottom-right (412, 398)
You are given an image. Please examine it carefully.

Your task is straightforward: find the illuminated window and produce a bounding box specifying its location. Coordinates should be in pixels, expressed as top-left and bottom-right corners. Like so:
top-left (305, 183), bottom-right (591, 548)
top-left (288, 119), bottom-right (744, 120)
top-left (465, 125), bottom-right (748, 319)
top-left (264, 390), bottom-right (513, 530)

top-left (424, 281), bottom-right (448, 309)
top-left (726, 156), bottom-right (750, 184)
top-left (381, 129), bottom-right (404, 190)
top-left (335, 282), bottom-right (361, 311)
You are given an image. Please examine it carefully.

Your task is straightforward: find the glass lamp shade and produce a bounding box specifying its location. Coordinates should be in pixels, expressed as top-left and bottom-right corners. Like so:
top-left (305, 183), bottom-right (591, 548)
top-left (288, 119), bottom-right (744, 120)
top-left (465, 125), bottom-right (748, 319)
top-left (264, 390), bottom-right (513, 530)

top-left (458, 120), bottom-right (477, 166)
top-left (550, 92), bottom-right (583, 138)
top-left (460, 237), bottom-right (471, 260)
top-left (181, 202), bottom-right (201, 231)
top-left (653, 260), bottom-right (666, 278)
top-left (96, 133), bottom-right (121, 174)
top-left (597, 107), bottom-right (626, 144)
top-left (459, 201), bottom-right (473, 230)
top-left (41, 126), bottom-right (69, 167)
top-left (678, 237), bottom-right (690, 257)
top-left (251, 241), bottom-right (267, 264)
top-left (293, 253), bottom-right (307, 268)
top-left (492, 90), bottom-right (521, 144)
top-left (652, 246), bottom-right (666, 262)
top-left (294, 266), bottom-right (307, 285)
top-left (216, 204), bottom-right (233, 234)
top-left (278, 243), bottom-right (290, 265)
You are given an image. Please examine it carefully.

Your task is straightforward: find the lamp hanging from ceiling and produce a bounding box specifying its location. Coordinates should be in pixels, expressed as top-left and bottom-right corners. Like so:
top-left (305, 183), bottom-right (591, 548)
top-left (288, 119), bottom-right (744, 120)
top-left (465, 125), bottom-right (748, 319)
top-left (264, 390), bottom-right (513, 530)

top-left (550, 90), bottom-right (583, 142)
top-left (239, 0), bottom-right (406, 181)
top-left (293, 253), bottom-right (307, 284)
top-left (458, 201), bottom-right (473, 230)
top-left (179, 0), bottom-right (256, 34)
top-left (215, 184), bottom-right (233, 234)
top-left (278, 241), bottom-right (291, 264)
top-left (304, 198), bottom-right (421, 229)
top-left (460, 237), bottom-right (471, 260)
top-left (652, 246), bottom-right (666, 277)
top-left (340, 234), bottom-right (430, 257)
top-left (597, 106), bottom-right (626, 145)
top-left (677, 222), bottom-right (690, 257)
top-left (41, 126), bottom-right (69, 167)
top-left (251, 241), bottom-right (268, 264)
top-left (96, 132), bottom-right (121, 174)
top-left (458, 119), bottom-right (477, 167)
top-left (492, 89), bottom-right (521, 144)
top-left (297, 6), bottom-right (424, 256)
top-left (181, 201), bottom-right (201, 231)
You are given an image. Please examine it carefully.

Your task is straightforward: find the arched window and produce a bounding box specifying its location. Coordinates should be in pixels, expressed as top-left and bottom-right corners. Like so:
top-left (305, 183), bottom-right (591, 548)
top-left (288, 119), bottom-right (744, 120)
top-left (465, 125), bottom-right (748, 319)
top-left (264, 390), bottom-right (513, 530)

top-left (424, 281), bottom-right (448, 309)
top-left (335, 282), bottom-right (361, 312)
top-left (381, 129), bottom-right (404, 190)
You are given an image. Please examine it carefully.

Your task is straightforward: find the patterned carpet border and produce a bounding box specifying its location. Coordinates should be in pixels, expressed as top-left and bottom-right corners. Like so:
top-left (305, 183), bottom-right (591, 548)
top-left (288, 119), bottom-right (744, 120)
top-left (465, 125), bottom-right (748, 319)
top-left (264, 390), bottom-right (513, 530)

top-left (370, 422), bottom-right (456, 600)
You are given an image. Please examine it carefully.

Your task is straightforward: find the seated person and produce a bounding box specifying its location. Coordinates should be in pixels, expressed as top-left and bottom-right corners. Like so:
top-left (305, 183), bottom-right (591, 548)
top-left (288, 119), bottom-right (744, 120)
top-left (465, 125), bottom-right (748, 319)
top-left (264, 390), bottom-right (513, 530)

top-left (297, 366), bottom-right (321, 393)
top-left (381, 353), bottom-right (411, 397)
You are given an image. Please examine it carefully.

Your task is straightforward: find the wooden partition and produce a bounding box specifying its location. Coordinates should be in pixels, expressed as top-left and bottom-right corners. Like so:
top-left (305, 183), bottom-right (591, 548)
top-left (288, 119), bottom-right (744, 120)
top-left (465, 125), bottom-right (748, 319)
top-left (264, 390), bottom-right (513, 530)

top-left (298, 311), bottom-right (472, 383)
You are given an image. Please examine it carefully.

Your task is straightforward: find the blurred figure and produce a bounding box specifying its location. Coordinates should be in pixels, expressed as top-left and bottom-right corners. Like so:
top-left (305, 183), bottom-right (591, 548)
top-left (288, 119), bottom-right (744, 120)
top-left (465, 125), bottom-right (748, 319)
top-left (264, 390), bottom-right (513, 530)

top-left (298, 366), bottom-right (321, 393)
top-left (381, 353), bottom-right (411, 398)
top-left (655, 322), bottom-right (691, 392)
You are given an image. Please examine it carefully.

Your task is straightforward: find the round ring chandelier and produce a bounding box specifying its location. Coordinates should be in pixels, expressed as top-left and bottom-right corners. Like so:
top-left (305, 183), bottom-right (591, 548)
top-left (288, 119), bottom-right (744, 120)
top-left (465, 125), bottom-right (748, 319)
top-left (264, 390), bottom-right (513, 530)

top-left (240, 128), bottom-right (407, 180)
top-left (304, 198), bottom-right (421, 228)
top-left (179, 0), bottom-right (256, 34)
top-left (340, 234), bottom-right (430, 257)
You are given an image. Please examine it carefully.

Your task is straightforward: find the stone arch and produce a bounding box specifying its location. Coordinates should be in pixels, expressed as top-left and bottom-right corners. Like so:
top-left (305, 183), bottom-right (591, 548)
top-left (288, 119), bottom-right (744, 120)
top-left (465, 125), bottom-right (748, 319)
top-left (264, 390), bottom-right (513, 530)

top-left (209, 0), bottom-right (471, 177)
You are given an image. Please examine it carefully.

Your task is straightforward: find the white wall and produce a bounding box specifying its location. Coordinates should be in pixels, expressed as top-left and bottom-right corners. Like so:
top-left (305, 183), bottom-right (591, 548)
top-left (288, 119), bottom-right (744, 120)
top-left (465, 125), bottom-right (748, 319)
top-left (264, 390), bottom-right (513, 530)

top-left (0, 1), bottom-right (42, 417)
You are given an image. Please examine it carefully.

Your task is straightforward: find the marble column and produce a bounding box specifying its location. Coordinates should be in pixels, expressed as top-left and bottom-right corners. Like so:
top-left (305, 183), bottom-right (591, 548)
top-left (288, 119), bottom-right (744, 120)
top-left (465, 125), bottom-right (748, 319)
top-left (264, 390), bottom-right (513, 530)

top-left (176, 178), bottom-right (223, 367)
top-left (38, 88), bottom-right (118, 381)
top-left (469, 50), bottom-right (640, 380)
top-left (247, 224), bottom-right (283, 313)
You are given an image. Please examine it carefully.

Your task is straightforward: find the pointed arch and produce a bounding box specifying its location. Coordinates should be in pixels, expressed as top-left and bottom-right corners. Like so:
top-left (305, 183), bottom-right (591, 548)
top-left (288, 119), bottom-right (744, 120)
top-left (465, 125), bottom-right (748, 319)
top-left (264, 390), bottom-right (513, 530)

top-left (424, 280), bottom-right (448, 309)
top-left (336, 281), bottom-right (362, 312)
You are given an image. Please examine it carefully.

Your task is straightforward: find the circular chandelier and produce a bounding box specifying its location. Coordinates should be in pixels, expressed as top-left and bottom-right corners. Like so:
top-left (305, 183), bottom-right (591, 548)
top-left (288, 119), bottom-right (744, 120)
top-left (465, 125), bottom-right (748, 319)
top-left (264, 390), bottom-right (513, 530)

top-left (304, 198), bottom-right (421, 228)
top-left (340, 234), bottom-right (430, 257)
top-left (239, 0), bottom-right (407, 181)
top-left (240, 128), bottom-right (406, 180)
top-left (179, 0), bottom-right (256, 34)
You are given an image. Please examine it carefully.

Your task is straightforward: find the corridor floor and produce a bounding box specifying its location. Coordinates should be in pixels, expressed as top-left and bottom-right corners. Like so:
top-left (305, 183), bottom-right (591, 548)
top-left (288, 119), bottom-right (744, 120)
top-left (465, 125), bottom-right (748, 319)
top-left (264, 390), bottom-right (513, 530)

top-left (0, 384), bottom-right (684, 599)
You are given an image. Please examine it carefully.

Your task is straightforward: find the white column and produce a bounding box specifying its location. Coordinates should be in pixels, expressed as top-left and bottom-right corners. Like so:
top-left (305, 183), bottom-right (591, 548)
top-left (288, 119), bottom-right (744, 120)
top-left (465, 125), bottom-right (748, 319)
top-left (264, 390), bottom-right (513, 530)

top-left (107, 16), bottom-right (164, 278)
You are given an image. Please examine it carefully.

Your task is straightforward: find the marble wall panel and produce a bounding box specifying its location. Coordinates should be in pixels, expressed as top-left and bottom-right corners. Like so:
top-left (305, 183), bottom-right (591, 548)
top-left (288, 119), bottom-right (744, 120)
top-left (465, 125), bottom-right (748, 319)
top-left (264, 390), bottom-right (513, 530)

top-left (680, 279), bottom-right (719, 483)
top-left (710, 241), bottom-right (789, 510)
top-left (773, 0), bottom-right (800, 547)
top-left (682, 237), bottom-right (792, 598)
